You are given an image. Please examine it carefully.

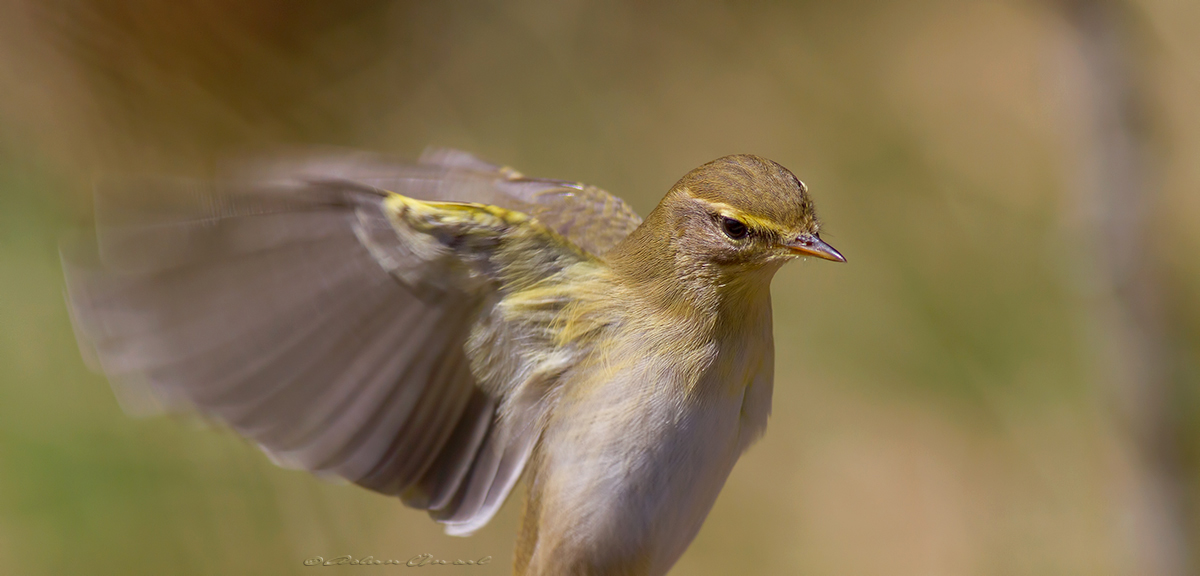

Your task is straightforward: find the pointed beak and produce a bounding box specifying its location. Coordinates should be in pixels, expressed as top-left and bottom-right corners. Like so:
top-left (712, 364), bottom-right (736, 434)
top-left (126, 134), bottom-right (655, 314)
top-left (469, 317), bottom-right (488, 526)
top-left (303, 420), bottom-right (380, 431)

top-left (786, 234), bottom-right (846, 262)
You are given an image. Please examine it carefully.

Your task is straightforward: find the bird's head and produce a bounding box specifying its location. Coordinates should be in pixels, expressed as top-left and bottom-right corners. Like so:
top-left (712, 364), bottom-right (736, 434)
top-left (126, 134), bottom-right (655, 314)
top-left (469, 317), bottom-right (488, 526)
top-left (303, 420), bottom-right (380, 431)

top-left (607, 154), bottom-right (843, 304)
top-left (664, 154), bottom-right (844, 271)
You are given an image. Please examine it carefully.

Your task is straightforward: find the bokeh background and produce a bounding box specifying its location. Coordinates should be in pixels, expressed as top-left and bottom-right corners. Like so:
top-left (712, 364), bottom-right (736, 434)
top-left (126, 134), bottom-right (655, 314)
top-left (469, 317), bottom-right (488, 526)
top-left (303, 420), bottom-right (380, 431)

top-left (1, 1), bottom-right (1198, 574)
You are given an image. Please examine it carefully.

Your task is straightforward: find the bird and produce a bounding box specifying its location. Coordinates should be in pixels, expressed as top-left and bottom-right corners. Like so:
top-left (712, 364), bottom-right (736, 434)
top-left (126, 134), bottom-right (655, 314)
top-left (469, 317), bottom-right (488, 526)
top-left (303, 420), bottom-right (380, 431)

top-left (63, 148), bottom-right (844, 576)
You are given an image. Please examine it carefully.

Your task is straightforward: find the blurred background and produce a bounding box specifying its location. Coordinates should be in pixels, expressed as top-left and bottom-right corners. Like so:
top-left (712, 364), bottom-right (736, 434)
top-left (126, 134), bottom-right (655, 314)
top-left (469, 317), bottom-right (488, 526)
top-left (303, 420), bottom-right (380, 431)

top-left (1, 0), bottom-right (1197, 574)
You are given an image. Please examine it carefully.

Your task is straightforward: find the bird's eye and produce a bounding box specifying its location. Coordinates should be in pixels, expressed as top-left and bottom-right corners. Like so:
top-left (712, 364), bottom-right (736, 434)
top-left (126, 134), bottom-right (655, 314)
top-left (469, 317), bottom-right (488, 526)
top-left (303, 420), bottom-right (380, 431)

top-left (720, 216), bottom-right (749, 240)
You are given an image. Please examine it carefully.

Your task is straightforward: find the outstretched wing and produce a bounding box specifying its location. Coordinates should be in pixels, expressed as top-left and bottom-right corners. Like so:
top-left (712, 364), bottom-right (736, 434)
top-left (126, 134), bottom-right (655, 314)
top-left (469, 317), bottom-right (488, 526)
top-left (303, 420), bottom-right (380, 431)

top-left (63, 150), bottom-right (627, 536)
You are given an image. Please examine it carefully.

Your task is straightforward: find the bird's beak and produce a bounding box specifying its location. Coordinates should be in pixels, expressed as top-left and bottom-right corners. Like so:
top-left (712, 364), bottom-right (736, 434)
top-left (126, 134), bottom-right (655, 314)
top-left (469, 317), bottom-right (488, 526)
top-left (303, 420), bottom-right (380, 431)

top-left (786, 235), bottom-right (846, 262)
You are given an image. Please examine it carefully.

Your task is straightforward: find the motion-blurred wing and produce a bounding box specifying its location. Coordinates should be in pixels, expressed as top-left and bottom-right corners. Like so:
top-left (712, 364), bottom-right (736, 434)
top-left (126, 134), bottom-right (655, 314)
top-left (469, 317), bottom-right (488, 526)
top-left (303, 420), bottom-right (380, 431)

top-left (228, 147), bottom-right (643, 256)
top-left (62, 153), bottom-right (613, 535)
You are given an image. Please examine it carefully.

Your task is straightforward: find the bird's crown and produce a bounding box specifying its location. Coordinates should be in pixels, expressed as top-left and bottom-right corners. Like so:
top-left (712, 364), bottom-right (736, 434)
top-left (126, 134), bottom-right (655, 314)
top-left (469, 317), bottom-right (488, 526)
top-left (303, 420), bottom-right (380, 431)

top-left (673, 154), bottom-right (819, 241)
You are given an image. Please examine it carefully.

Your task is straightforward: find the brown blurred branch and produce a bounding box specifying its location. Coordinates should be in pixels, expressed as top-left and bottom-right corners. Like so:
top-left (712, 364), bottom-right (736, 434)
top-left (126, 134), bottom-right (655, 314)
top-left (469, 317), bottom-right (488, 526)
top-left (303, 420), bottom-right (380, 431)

top-left (1054, 0), bottom-right (1189, 574)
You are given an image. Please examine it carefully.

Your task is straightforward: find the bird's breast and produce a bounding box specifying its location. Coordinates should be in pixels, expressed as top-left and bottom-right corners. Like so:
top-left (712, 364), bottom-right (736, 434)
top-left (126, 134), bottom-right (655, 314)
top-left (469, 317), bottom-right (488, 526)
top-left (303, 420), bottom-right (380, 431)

top-left (523, 311), bottom-right (775, 575)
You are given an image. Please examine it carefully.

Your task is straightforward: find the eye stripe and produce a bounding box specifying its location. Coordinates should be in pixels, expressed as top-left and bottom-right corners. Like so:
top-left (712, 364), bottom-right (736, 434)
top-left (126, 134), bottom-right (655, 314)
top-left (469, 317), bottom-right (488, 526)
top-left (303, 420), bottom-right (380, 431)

top-left (687, 196), bottom-right (795, 239)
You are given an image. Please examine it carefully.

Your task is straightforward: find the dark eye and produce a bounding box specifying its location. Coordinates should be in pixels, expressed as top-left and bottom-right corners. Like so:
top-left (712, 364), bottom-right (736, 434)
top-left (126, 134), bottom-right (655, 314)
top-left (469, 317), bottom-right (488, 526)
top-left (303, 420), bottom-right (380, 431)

top-left (721, 216), bottom-right (749, 240)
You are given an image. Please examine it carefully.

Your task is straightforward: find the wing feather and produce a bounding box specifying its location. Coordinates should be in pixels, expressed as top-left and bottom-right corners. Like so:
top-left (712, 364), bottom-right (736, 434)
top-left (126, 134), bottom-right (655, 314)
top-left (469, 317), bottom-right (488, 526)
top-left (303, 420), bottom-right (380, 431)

top-left (226, 147), bottom-right (643, 255)
top-left (64, 149), bottom-right (625, 535)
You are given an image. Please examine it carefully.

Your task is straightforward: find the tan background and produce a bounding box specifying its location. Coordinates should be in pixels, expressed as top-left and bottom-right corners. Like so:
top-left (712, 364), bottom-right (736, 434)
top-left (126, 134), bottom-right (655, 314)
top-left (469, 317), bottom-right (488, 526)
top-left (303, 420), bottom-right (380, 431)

top-left (1, 1), bottom-right (1198, 575)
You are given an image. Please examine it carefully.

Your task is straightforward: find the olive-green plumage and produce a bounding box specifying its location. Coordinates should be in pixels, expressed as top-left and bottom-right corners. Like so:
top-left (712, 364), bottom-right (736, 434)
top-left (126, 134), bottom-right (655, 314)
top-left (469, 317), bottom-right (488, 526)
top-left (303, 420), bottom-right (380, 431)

top-left (63, 149), bottom-right (843, 576)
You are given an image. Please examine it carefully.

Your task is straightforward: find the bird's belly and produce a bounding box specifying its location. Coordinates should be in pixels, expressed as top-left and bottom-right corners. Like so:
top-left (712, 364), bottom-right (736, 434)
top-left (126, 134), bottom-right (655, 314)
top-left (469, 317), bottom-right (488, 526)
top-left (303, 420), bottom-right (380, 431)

top-left (634, 399), bottom-right (745, 573)
top-left (534, 378), bottom-right (749, 575)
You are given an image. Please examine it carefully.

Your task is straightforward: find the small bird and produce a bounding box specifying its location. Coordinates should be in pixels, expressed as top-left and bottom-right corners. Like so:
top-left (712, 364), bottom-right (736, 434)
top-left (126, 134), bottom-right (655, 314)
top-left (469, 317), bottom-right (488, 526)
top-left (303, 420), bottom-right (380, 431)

top-left (64, 149), bottom-right (844, 576)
